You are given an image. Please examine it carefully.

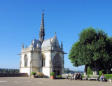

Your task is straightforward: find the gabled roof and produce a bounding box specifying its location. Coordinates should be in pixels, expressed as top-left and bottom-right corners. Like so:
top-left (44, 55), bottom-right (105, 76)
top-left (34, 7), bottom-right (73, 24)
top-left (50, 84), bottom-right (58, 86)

top-left (41, 35), bottom-right (60, 50)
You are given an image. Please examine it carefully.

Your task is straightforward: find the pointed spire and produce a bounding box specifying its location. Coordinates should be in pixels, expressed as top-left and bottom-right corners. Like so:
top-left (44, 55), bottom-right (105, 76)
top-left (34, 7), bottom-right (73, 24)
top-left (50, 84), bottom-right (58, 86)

top-left (53, 32), bottom-right (59, 47)
top-left (39, 12), bottom-right (45, 43)
top-left (41, 12), bottom-right (44, 30)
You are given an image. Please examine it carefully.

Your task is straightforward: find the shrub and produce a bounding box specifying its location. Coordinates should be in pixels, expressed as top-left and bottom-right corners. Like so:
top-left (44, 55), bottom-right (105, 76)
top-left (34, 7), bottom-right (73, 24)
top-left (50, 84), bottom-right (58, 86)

top-left (57, 75), bottom-right (62, 78)
top-left (99, 70), bottom-right (103, 77)
top-left (31, 72), bottom-right (36, 75)
top-left (87, 67), bottom-right (93, 77)
top-left (50, 72), bottom-right (55, 76)
top-left (104, 74), bottom-right (112, 79)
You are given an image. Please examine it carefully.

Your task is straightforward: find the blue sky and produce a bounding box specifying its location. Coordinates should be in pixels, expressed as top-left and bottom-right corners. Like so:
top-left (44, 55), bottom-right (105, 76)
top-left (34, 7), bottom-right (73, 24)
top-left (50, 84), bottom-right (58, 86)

top-left (0, 0), bottom-right (112, 71)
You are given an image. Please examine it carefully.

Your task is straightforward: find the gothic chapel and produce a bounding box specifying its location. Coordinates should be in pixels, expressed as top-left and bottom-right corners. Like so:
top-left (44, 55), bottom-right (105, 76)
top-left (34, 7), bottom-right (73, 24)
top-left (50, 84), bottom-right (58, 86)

top-left (20, 13), bottom-right (64, 77)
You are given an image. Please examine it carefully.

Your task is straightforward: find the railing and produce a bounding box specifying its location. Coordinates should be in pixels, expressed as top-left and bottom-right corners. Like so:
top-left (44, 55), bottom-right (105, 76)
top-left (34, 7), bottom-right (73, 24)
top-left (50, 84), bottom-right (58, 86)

top-left (0, 68), bottom-right (19, 74)
top-left (0, 68), bottom-right (28, 77)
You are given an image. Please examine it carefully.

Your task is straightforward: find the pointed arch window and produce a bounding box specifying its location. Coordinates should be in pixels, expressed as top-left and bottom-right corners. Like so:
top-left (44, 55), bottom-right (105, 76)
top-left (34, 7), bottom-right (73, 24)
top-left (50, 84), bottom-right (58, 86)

top-left (42, 57), bottom-right (45, 67)
top-left (24, 55), bottom-right (28, 67)
top-left (53, 53), bottom-right (62, 68)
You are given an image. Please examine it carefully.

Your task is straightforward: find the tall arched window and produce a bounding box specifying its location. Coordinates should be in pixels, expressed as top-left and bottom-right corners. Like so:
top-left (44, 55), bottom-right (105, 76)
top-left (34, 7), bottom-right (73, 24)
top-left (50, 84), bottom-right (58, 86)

top-left (53, 53), bottom-right (62, 68)
top-left (24, 55), bottom-right (28, 67)
top-left (53, 53), bottom-right (62, 75)
top-left (42, 57), bottom-right (45, 67)
top-left (42, 54), bottom-right (45, 67)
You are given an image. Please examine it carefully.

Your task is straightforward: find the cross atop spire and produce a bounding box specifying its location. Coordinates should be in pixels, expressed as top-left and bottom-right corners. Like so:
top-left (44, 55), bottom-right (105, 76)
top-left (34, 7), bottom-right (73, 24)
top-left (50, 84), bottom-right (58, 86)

top-left (39, 12), bottom-right (45, 43)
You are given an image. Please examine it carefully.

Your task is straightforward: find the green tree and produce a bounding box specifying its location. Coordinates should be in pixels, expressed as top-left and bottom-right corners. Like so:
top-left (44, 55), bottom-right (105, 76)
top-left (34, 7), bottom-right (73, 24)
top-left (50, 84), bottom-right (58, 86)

top-left (69, 27), bottom-right (112, 74)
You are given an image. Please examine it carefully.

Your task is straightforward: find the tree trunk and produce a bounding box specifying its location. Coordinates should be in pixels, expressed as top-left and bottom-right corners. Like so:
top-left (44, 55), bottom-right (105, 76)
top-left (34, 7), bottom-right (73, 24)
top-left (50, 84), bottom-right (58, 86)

top-left (84, 64), bottom-right (88, 75)
top-left (94, 61), bottom-right (99, 75)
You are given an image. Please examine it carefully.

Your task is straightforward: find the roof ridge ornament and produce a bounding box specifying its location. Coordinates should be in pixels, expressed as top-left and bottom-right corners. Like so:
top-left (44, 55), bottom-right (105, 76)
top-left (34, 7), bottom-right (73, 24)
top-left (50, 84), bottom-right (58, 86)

top-left (54, 32), bottom-right (57, 38)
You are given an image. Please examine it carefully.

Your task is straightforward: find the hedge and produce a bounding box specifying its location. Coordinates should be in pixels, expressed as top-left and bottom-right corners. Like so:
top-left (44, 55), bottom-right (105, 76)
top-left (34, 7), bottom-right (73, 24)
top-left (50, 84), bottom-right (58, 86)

top-left (104, 74), bottom-right (112, 79)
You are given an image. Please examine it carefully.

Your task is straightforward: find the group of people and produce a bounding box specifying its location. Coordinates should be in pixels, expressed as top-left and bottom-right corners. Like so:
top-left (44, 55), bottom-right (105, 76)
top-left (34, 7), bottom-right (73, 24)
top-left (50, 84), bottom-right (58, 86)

top-left (67, 73), bottom-right (107, 81)
top-left (67, 73), bottom-right (82, 80)
top-left (75, 73), bottom-right (82, 80)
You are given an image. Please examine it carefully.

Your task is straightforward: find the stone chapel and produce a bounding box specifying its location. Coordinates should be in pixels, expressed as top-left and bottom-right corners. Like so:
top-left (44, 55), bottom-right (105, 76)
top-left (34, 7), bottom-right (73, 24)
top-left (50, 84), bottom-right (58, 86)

top-left (20, 13), bottom-right (64, 77)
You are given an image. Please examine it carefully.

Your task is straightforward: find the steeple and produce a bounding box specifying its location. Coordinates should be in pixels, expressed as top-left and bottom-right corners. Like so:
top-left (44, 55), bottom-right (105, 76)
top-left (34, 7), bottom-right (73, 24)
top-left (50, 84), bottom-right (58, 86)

top-left (39, 12), bottom-right (45, 43)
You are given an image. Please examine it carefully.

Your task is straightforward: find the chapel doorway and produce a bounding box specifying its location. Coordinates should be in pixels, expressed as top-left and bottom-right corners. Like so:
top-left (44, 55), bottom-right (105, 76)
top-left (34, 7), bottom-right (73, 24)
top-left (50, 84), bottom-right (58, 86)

top-left (53, 69), bottom-right (61, 75)
top-left (53, 53), bottom-right (62, 76)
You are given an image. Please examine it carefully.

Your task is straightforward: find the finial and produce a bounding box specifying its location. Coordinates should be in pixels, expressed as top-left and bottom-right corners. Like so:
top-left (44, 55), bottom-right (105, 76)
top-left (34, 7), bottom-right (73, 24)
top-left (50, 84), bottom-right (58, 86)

top-left (61, 41), bottom-right (63, 50)
top-left (22, 44), bottom-right (24, 48)
top-left (54, 32), bottom-right (57, 37)
top-left (54, 32), bottom-right (57, 39)
top-left (41, 9), bottom-right (45, 18)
